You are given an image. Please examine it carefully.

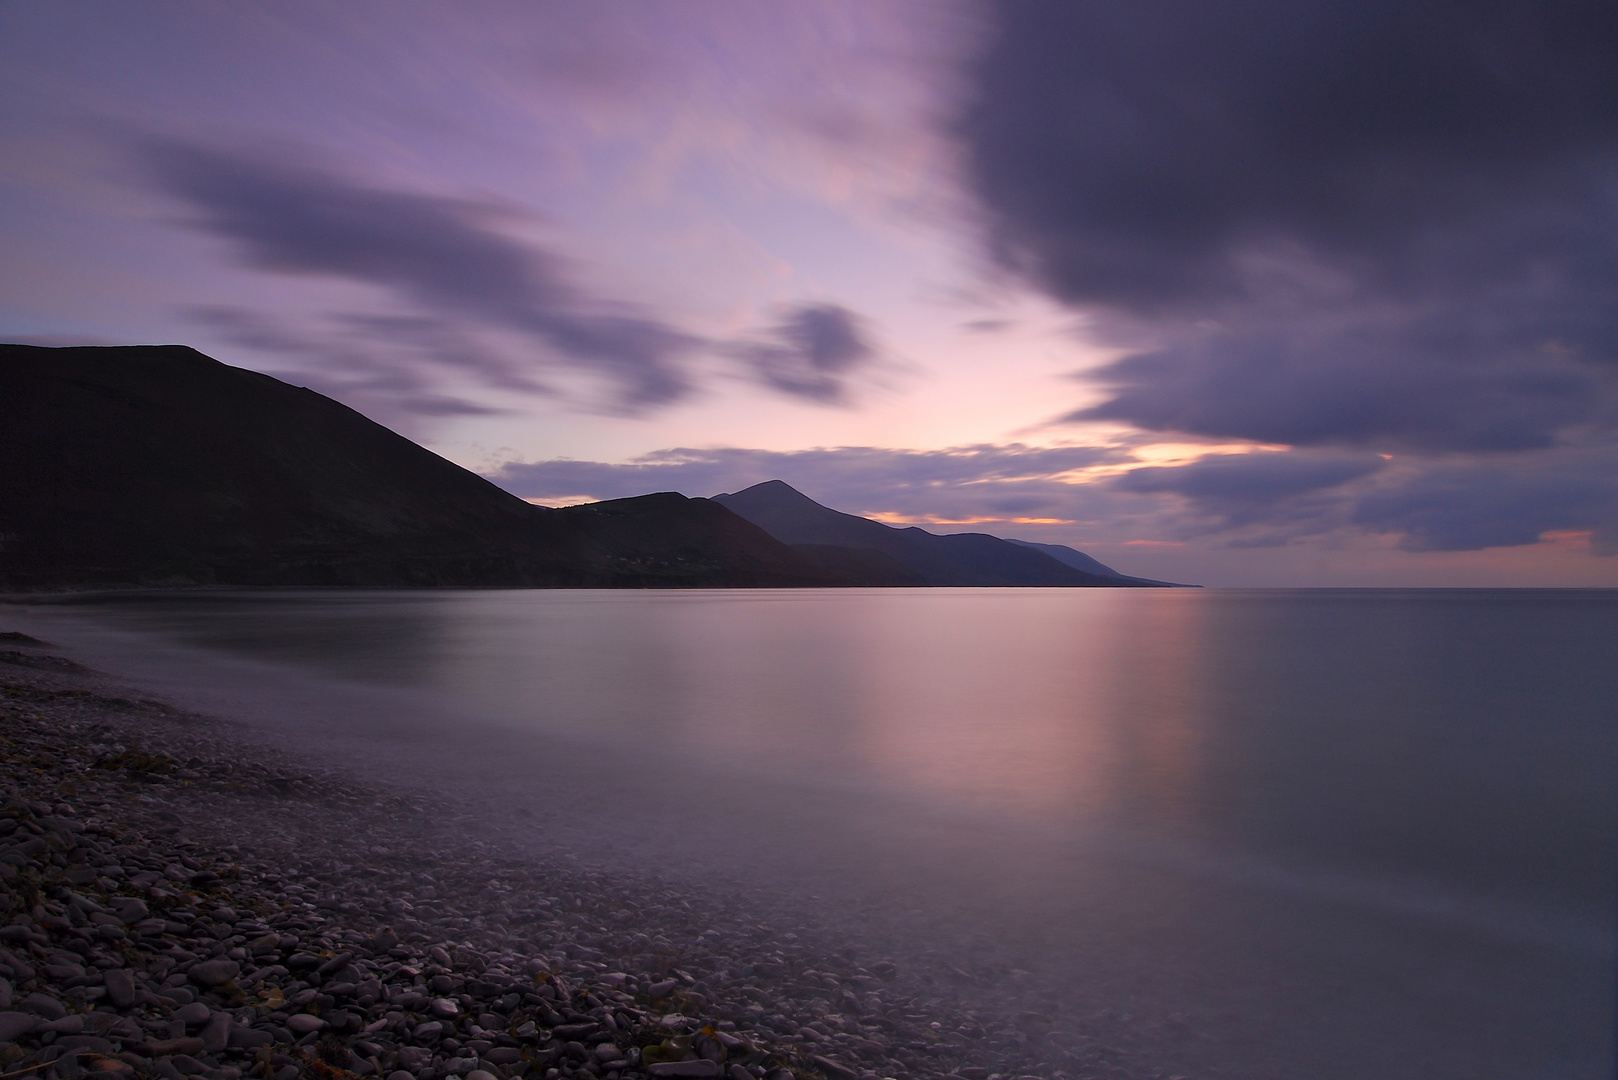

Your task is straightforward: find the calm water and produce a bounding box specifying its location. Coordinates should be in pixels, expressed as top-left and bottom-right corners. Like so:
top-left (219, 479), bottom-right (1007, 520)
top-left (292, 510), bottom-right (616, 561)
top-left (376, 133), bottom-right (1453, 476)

top-left (7, 588), bottom-right (1615, 1078)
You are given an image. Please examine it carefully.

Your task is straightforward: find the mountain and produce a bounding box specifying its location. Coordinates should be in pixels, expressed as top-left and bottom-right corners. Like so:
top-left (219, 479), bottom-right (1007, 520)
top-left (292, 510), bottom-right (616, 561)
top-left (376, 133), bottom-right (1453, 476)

top-left (712, 480), bottom-right (1157, 587)
top-left (1003, 537), bottom-right (1122, 577)
top-left (0, 344), bottom-right (838, 590)
top-left (1003, 538), bottom-right (1190, 587)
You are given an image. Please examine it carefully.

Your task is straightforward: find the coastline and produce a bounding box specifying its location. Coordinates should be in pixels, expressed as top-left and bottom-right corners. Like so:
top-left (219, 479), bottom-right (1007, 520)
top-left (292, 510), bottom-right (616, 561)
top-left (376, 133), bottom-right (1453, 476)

top-left (0, 638), bottom-right (1098, 1080)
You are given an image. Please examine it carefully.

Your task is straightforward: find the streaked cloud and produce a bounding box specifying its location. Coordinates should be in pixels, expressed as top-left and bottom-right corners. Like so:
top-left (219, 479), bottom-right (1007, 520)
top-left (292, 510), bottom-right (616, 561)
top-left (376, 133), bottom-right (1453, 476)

top-left (733, 304), bottom-right (878, 404)
top-left (144, 141), bottom-right (697, 410)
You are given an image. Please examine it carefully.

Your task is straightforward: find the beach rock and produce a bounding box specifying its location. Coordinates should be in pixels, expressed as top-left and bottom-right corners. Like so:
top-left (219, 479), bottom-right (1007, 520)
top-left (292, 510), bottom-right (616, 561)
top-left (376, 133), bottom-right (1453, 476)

top-left (811, 1057), bottom-right (857, 1080)
top-left (113, 898), bottom-right (150, 924)
top-left (286, 1014), bottom-right (325, 1035)
top-left (146, 1038), bottom-right (206, 1057)
top-left (40, 1014), bottom-right (85, 1035)
top-left (395, 1047), bottom-right (431, 1070)
top-left (103, 968), bottom-right (137, 1009)
top-left (20, 992), bottom-right (67, 1020)
top-left (0, 1011), bottom-right (35, 1041)
top-left (200, 1012), bottom-right (232, 1052)
top-left (174, 1003), bottom-right (212, 1027)
top-left (649, 1062), bottom-right (722, 1079)
top-left (190, 959), bottom-right (239, 988)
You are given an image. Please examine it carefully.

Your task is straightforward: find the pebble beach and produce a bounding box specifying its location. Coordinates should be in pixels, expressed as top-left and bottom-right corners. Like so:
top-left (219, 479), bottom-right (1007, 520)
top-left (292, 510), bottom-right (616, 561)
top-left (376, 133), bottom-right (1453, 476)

top-left (0, 633), bottom-right (1134, 1080)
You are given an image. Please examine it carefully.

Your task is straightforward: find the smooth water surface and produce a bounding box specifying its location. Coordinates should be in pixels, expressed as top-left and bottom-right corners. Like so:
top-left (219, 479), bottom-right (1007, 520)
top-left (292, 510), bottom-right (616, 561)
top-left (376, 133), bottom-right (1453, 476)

top-left (8, 588), bottom-right (1616, 1078)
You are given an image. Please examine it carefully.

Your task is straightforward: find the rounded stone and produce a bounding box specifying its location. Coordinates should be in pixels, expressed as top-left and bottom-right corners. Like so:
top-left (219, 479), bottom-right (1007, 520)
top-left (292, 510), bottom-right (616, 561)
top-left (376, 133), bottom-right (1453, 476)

top-left (189, 959), bottom-right (240, 988)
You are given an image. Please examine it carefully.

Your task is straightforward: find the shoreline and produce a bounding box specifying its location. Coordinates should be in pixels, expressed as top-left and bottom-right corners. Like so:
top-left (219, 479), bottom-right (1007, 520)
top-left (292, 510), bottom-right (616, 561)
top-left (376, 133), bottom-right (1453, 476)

top-left (0, 638), bottom-right (1105, 1080)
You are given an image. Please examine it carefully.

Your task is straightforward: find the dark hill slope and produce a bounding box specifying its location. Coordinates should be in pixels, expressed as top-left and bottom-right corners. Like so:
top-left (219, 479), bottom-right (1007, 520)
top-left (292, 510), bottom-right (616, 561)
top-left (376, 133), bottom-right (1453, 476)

top-left (713, 480), bottom-right (1126, 587)
top-left (1004, 538), bottom-right (1190, 587)
top-left (0, 344), bottom-right (834, 589)
top-left (556, 492), bottom-right (851, 587)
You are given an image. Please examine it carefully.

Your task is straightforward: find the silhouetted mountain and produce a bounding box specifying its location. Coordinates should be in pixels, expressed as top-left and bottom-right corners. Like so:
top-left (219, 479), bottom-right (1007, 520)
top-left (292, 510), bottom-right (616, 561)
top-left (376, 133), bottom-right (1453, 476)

top-left (1004, 538), bottom-right (1190, 587)
top-left (712, 480), bottom-right (1159, 587)
top-left (787, 545), bottom-right (926, 587)
top-left (1003, 537), bottom-right (1121, 577)
top-left (0, 344), bottom-right (837, 589)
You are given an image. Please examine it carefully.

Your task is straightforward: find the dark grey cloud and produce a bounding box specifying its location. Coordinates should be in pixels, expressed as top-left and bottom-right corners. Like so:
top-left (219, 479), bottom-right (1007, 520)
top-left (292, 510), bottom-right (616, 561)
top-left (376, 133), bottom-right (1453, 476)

top-left (1114, 450), bottom-right (1384, 537)
top-left (1352, 448), bottom-right (1618, 554)
top-left (1116, 452), bottom-right (1383, 503)
top-left (144, 141), bottom-right (695, 409)
top-left (734, 304), bottom-right (877, 404)
top-left (489, 442), bottom-right (1121, 514)
top-left (960, 1), bottom-right (1618, 454)
top-left (1075, 316), bottom-right (1601, 452)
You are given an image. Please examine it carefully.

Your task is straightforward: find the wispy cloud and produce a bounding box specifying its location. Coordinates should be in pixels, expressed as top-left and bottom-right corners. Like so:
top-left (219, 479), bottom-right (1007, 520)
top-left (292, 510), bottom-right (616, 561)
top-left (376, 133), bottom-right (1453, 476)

top-left (732, 303), bottom-right (878, 404)
top-left (144, 140), bottom-right (696, 411)
top-left (146, 140), bottom-right (902, 417)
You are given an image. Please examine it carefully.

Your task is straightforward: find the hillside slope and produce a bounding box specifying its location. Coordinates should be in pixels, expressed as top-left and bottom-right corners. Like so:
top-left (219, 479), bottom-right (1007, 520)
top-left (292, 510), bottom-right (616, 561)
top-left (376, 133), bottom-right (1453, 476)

top-left (0, 344), bottom-right (834, 589)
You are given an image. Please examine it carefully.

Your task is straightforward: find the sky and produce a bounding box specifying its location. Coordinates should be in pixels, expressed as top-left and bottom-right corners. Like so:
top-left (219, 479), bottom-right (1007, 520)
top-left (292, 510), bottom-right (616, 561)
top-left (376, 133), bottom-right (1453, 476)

top-left (3, 0), bottom-right (1616, 586)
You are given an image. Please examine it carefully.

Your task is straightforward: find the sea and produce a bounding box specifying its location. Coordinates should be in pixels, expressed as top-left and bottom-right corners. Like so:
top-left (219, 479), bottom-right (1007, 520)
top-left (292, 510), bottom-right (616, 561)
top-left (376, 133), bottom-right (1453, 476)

top-left (4, 588), bottom-right (1614, 1079)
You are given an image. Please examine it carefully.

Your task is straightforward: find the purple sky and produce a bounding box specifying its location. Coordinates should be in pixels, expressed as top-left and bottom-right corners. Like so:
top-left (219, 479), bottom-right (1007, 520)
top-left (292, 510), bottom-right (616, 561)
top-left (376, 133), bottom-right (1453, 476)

top-left (4, 1), bottom-right (1616, 585)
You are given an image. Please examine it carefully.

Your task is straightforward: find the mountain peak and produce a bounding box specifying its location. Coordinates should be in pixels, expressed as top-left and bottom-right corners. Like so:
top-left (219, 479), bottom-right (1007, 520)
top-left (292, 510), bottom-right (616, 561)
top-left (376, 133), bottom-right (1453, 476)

top-left (714, 480), bottom-right (1163, 587)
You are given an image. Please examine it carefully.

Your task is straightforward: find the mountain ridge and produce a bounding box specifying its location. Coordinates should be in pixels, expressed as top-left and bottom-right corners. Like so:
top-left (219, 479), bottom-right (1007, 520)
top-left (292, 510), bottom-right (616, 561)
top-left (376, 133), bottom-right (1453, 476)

top-left (713, 479), bottom-right (1177, 587)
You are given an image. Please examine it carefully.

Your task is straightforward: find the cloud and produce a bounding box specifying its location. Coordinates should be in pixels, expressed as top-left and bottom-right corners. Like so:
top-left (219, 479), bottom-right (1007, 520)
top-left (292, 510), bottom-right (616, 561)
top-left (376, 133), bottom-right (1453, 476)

top-left (488, 442), bottom-right (1122, 516)
top-left (1116, 452), bottom-right (1383, 503)
top-left (1113, 450), bottom-right (1385, 538)
top-left (959, 1), bottom-right (1618, 453)
top-left (143, 141), bottom-right (696, 410)
top-left (1351, 447), bottom-right (1618, 554)
top-left (733, 304), bottom-right (877, 404)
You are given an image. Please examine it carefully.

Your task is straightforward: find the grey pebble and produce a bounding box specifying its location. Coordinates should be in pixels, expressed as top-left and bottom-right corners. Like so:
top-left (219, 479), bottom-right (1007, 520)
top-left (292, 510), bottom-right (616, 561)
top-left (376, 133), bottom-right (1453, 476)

top-left (189, 958), bottom-right (240, 988)
top-left (174, 1002), bottom-right (212, 1027)
top-left (200, 1012), bottom-right (233, 1052)
top-left (0, 1011), bottom-right (35, 1041)
top-left (20, 993), bottom-right (66, 1021)
top-left (649, 1062), bottom-right (722, 1079)
top-left (102, 968), bottom-right (136, 1009)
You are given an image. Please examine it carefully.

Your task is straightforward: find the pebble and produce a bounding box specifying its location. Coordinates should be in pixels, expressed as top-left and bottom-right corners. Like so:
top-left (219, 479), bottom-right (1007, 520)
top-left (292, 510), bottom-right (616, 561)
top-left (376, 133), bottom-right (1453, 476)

top-left (20, 992), bottom-right (67, 1020)
top-left (649, 1062), bottom-right (721, 1078)
top-left (0, 640), bottom-right (1125, 1080)
top-left (0, 1011), bottom-right (35, 1040)
top-left (174, 1001), bottom-right (212, 1026)
top-left (189, 958), bottom-right (240, 987)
